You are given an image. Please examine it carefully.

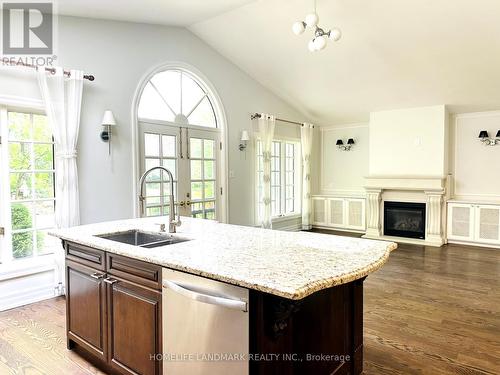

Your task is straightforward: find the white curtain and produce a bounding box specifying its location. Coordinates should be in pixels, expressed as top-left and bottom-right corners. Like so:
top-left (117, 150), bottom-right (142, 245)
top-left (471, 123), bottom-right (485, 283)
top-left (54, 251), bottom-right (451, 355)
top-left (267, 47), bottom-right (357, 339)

top-left (38, 67), bottom-right (84, 293)
top-left (38, 67), bottom-right (83, 228)
top-left (258, 114), bottom-right (275, 229)
top-left (301, 123), bottom-right (314, 230)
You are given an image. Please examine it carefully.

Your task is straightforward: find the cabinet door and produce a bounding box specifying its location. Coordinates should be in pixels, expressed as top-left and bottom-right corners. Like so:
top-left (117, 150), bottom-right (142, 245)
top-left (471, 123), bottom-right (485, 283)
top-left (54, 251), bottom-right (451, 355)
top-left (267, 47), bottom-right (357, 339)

top-left (345, 199), bottom-right (366, 230)
top-left (107, 278), bottom-right (162, 375)
top-left (327, 198), bottom-right (345, 228)
top-left (474, 205), bottom-right (500, 245)
top-left (447, 203), bottom-right (475, 241)
top-left (66, 260), bottom-right (107, 361)
top-left (312, 197), bottom-right (328, 226)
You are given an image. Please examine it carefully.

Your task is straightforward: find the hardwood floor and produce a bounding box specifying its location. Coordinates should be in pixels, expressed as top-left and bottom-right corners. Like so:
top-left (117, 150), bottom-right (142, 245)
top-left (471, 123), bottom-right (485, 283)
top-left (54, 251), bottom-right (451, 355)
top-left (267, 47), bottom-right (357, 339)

top-left (0, 240), bottom-right (499, 374)
top-left (363, 242), bottom-right (500, 375)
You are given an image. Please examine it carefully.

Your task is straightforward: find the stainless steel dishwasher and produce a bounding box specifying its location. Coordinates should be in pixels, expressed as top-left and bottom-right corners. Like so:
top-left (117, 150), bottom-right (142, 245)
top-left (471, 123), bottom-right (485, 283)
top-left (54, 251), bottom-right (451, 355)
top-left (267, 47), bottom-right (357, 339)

top-left (162, 268), bottom-right (249, 375)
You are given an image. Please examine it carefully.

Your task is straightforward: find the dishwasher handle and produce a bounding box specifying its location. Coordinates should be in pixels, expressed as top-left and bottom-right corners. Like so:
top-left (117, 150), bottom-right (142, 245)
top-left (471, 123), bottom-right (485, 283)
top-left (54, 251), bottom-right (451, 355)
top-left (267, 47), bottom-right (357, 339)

top-left (163, 279), bottom-right (248, 312)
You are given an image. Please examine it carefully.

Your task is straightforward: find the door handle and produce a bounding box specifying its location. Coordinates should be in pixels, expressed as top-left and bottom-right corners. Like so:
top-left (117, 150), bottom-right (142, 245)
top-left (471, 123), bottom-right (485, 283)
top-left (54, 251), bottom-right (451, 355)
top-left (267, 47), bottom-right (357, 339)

top-left (185, 200), bottom-right (191, 206)
top-left (163, 280), bottom-right (248, 312)
top-left (179, 200), bottom-right (186, 207)
top-left (103, 277), bottom-right (118, 285)
top-left (90, 272), bottom-right (104, 280)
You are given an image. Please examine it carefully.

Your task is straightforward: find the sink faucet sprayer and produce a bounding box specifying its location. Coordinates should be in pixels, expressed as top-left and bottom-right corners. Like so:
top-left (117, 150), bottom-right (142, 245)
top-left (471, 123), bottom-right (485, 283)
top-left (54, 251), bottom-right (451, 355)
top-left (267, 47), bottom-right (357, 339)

top-left (138, 167), bottom-right (181, 233)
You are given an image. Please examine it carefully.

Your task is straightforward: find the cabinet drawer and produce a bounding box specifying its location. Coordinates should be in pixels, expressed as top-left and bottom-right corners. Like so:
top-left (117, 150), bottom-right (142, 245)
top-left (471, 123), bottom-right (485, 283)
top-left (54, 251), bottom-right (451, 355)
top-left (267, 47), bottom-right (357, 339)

top-left (106, 253), bottom-right (162, 290)
top-left (65, 241), bottom-right (105, 271)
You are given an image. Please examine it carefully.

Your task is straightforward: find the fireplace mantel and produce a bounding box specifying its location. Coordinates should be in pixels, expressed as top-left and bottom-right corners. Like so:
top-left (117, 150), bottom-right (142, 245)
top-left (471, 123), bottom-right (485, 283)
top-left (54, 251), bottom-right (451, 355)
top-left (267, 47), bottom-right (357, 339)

top-left (364, 175), bottom-right (447, 192)
top-left (362, 175), bottom-right (449, 247)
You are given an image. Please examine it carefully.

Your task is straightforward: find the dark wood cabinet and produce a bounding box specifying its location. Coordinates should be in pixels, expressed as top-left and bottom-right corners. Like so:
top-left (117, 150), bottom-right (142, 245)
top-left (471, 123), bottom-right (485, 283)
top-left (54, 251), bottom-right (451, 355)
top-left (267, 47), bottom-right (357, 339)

top-left (64, 241), bottom-right (162, 375)
top-left (107, 278), bottom-right (162, 375)
top-left (66, 260), bottom-right (107, 361)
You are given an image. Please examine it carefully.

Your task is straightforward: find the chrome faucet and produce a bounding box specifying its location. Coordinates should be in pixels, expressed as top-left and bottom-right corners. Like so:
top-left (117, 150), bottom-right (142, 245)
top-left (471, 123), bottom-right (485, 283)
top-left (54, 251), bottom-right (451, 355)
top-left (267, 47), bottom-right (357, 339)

top-left (138, 167), bottom-right (181, 233)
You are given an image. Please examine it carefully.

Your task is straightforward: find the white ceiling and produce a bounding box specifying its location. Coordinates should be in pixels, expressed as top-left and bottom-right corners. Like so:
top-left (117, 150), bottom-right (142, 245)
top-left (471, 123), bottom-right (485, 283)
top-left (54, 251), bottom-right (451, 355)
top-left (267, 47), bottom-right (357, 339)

top-left (59, 0), bottom-right (500, 125)
top-left (58, 0), bottom-right (255, 27)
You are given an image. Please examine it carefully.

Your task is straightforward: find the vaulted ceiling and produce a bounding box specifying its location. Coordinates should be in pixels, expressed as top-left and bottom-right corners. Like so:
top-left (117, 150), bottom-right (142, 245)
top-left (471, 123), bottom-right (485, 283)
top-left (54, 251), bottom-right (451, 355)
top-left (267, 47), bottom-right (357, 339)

top-left (59, 0), bottom-right (500, 125)
top-left (58, 0), bottom-right (254, 27)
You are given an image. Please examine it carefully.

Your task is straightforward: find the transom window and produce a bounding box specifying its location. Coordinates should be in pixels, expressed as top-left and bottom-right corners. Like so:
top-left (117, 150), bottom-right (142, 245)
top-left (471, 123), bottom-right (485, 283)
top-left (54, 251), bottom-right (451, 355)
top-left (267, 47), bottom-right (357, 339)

top-left (0, 110), bottom-right (59, 264)
top-left (138, 70), bottom-right (217, 128)
top-left (257, 139), bottom-right (301, 220)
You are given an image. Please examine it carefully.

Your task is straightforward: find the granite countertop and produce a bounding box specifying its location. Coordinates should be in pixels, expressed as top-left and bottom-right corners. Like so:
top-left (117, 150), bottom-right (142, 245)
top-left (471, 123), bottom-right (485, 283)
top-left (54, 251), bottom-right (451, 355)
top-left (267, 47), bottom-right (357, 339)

top-left (50, 217), bottom-right (397, 300)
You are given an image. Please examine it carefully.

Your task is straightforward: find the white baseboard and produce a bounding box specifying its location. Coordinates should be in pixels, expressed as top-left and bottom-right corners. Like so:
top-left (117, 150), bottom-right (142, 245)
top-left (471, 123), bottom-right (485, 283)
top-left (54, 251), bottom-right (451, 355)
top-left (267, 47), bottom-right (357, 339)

top-left (0, 266), bottom-right (59, 312)
top-left (276, 223), bottom-right (302, 231)
top-left (362, 234), bottom-right (443, 247)
top-left (312, 225), bottom-right (366, 234)
top-left (447, 240), bottom-right (500, 250)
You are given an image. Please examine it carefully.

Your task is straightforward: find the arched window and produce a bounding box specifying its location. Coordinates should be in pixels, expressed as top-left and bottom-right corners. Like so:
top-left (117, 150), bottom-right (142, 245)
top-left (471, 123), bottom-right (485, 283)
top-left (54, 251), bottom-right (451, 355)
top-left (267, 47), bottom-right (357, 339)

top-left (138, 70), bottom-right (217, 128)
top-left (136, 65), bottom-right (226, 222)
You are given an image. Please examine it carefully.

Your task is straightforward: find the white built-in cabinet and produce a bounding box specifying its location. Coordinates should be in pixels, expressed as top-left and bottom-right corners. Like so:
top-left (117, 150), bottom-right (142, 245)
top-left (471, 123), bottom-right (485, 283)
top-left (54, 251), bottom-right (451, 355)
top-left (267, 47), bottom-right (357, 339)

top-left (447, 202), bottom-right (500, 246)
top-left (312, 196), bottom-right (366, 231)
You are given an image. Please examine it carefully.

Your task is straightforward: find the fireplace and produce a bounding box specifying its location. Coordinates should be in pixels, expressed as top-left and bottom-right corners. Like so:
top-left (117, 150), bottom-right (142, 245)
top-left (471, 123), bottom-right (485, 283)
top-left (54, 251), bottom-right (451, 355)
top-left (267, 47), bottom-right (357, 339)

top-left (384, 201), bottom-right (426, 239)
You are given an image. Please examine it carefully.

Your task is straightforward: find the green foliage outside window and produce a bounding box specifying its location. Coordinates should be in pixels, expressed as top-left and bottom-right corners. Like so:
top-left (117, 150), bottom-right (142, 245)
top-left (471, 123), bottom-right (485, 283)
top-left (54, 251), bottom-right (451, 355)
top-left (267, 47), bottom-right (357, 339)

top-left (11, 204), bottom-right (33, 258)
top-left (8, 112), bottom-right (52, 259)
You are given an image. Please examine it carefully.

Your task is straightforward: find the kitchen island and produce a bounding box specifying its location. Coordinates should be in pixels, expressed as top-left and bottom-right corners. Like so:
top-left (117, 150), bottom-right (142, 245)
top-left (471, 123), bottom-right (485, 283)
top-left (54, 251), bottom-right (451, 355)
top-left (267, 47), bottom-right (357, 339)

top-left (50, 217), bottom-right (396, 375)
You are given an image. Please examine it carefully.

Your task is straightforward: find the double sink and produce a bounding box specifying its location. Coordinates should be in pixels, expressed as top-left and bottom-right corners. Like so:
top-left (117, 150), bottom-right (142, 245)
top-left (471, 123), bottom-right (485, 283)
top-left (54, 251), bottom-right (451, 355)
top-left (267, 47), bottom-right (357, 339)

top-left (97, 229), bottom-right (190, 248)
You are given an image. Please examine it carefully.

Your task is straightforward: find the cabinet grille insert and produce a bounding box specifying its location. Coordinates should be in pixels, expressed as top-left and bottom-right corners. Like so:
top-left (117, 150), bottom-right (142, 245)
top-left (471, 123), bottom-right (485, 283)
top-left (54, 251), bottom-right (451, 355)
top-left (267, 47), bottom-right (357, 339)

top-left (330, 200), bottom-right (344, 225)
top-left (478, 208), bottom-right (500, 240)
top-left (313, 200), bottom-right (325, 223)
top-left (451, 206), bottom-right (471, 237)
top-left (348, 201), bottom-right (363, 227)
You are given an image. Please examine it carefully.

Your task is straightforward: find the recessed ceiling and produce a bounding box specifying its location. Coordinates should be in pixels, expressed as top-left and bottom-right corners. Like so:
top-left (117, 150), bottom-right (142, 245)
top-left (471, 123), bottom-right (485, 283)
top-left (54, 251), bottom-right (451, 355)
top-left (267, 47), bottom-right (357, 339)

top-left (58, 0), bottom-right (255, 27)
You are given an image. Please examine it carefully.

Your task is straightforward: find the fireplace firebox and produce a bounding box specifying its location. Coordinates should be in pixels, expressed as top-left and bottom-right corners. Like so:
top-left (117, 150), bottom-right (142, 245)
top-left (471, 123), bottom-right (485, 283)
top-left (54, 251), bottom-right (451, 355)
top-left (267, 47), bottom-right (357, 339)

top-left (384, 201), bottom-right (426, 239)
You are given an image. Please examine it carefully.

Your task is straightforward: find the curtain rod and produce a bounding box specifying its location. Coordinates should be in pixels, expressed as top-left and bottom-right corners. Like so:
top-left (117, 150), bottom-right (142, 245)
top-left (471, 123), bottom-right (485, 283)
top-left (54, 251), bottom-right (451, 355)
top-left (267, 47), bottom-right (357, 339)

top-left (250, 113), bottom-right (313, 128)
top-left (1, 59), bottom-right (95, 81)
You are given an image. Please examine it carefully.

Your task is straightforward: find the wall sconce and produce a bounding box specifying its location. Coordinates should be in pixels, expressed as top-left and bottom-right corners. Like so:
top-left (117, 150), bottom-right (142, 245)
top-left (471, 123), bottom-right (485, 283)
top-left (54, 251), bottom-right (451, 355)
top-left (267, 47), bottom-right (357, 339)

top-left (478, 130), bottom-right (500, 146)
top-left (239, 130), bottom-right (250, 151)
top-left (336, 138), bottom-right (355, 151)
top-left (100, 110), bottom-right (116, 155)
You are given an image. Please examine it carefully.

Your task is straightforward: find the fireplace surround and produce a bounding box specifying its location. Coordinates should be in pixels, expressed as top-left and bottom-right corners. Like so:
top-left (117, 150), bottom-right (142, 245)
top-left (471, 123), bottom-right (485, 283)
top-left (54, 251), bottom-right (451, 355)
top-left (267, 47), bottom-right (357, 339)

top-left (363, 176), bottom-right (448, 247)
top-left (384, 201), bottom-right (426, 239)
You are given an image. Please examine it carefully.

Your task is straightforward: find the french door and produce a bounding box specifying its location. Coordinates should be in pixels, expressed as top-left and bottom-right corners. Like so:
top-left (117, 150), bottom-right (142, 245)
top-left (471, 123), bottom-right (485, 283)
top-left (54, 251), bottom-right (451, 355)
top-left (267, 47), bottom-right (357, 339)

top-left (0, 107), bottom-right (59, 266)
top-left (138, 121), bottom-right (221, 221)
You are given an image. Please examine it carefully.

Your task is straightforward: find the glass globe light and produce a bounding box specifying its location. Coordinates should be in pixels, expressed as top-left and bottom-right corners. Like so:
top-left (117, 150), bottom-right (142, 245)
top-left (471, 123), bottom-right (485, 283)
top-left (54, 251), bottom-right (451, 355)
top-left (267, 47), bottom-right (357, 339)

top-left (330, 28), bottom-right (342, 41)
top-left (292, 21), bottom-right (305, 35)
top-left (313, 35), bottom-right (327, 50)
top-left (308, 39), bottom-right (316, 52)
top-left (305, 13), bottom-right (319, 28)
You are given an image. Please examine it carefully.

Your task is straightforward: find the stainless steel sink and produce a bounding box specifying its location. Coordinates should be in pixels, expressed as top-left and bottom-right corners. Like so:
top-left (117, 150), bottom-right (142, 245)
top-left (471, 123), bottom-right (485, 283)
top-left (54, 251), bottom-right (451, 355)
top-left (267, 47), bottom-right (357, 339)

top-left (97, 230), bottom-right (190, 248)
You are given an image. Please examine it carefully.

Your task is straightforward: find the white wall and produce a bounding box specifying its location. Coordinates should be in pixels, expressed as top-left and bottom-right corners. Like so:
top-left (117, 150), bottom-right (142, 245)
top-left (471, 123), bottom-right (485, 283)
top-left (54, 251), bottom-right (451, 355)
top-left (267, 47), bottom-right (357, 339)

top-left (369, 105), bottom-right (449, 177)
top-left (452, 111), bottom-right (500, 201)
top-left (0, 16), bottom-right (307, 226)
top-left (319, 124), bottom-right (368, 195)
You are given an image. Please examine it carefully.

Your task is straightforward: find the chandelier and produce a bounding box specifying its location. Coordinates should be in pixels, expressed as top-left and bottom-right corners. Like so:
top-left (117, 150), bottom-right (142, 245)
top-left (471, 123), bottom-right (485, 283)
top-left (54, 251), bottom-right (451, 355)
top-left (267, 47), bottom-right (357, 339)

top-left (292, 0), bottom-right (342, 52)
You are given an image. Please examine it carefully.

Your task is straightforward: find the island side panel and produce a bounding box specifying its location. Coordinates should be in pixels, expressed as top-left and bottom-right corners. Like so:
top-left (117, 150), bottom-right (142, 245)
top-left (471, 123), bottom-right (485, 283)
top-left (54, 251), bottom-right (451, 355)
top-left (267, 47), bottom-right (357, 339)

top-left (249, 279), bottom-right (364, 375)
top-left (352, 277), bottom-right (365, 374)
